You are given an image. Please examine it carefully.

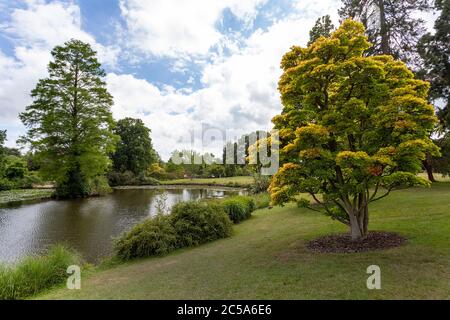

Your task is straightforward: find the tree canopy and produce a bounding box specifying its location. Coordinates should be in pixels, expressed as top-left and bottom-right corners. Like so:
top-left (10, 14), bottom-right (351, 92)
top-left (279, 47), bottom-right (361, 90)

top-left (308, 15), bottom-right (335, 46)
top-left (269, 19), bottom-right (438, 240)
top-left (19, 39), bottom-right (118, 198)
top-left (419, 0), bottom-right (450, 131)
top-left (339, 0), bottom-right (431, 68)
top-left (112, 117), bottom-right (157, 175)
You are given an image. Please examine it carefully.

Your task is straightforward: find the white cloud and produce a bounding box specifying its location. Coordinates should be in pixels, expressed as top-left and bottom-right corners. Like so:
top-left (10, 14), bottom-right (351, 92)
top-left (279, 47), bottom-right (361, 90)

top-left (105, 3), bottom-right (341, 159)
top-left (0, 0), bottom-right (120, 147)
top-left (119, 0), bottom-right (267, 57)
top-left (5, 0), bottom-right (120, 66)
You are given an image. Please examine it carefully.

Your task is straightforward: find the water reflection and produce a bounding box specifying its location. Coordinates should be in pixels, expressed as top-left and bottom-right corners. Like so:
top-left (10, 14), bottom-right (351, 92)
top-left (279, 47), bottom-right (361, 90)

top-left (0, 188), bottom-right (242, 264)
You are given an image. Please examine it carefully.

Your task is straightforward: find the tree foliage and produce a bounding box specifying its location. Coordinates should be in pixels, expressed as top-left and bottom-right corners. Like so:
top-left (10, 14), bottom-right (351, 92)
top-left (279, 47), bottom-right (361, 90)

top-left (0, 130), bottom-right (5, 162)
top-left (419, 0), bottom-right (450, 131)
top-left (339, 0), bottom-right (431, 67)
top-left (112, 117), bottom-right (156, 175)
top-left (19, 39), bottom-right (118, 198)
top-left (270, 20), bottom-right (438, 239)
top-left (308, 15), bottom-right (335, 46)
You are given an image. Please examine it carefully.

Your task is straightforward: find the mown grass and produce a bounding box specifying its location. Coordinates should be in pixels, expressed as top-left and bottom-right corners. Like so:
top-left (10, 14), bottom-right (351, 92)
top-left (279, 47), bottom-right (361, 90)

top-left (160, 176), bottom-right (253, 187)
top-left (38, 182), bottom-right (450, 300)
top-left (0, 189), bottom-right (54, 206)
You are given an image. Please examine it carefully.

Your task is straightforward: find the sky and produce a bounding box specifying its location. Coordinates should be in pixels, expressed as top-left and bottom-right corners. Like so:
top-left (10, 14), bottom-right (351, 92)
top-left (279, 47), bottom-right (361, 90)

top-left (0, 0), bottom-right (436, 160)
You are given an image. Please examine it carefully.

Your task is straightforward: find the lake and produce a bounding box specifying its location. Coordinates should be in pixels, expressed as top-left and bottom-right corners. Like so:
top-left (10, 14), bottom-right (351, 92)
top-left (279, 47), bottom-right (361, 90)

top-left (0, 187), bottom-right (244, 264)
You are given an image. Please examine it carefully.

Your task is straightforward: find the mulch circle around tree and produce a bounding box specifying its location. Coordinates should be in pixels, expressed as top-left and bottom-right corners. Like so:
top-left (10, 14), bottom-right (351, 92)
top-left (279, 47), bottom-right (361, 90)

top-left (307, 231), bottom-right (406, 253)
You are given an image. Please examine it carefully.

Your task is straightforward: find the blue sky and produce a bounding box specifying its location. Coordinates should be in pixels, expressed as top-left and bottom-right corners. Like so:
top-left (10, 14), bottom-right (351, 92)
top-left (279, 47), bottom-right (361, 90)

top-left (1, 0), bottom-right (433, 159)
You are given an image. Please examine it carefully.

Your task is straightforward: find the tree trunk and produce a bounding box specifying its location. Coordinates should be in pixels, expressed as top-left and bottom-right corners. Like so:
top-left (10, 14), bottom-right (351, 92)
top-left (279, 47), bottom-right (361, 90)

top-left (348, 200), bottom-right (369, 240)
top-left (378, 0), bottom-right (390, 55)
top-left (423, 154), bottom-right (436, 182)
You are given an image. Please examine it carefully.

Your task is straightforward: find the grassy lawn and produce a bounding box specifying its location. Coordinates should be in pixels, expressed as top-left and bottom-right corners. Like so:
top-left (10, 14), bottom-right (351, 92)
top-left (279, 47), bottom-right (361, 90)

top-left (160, 176), bottom-right (254, 187)
top-left (0, 189), bottom-right (54, 206)
top-left (38, 182), bottom-right (450, 300)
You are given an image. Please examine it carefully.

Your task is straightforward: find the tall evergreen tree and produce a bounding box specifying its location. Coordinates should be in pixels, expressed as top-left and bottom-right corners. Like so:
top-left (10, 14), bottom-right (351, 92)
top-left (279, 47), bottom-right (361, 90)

top-left (419, 0), bottom-right (450, 131)
top-left (419, 0), bottom-right (450, 179)
top-left (308, 15), bottom-right (335, 46)
top-left (20, 40), bottom-right (118, 198)
top-left (339, 0), bottom-right (431, 67)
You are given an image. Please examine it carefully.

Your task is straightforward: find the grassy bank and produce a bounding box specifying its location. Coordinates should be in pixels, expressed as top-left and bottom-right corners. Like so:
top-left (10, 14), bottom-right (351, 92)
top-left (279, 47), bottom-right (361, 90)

top-left (0, 189), bottom-right (54, 206)
top-left (38, 182), bottom-right (450, 300)
top-left (0, 245), bottom-right (80, 300)
top-left (160, 176), bottom-right (253, 188)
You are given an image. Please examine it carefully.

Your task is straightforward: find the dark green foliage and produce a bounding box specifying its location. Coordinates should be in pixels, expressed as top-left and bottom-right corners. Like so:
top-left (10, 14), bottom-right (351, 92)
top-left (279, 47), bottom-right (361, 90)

top-left (114, 201), bottom-right (233, 261)
top-left (222, 199), bottom-right (247, 223)
top-left (419, 0), bottom-right (449, 130)
top-left (339, 0), bottom-right (431, 67)
top-left (55, 167), bottom-right (91, 198)
top-left (19, 39), bottom-right (118, 198)
top-left (114, 216), bottom-right (178, 260)
top-left (170, 201), bottom-right (233, 247)
top-left (0, 245), bottom-right (79, 300)
top-left (112, 118), bottom-right (157, 175)
top-left (108, 170), bottom-right (160, 186)
top-left (432, 136), bottom-right (450, 176)
top-left (0, 178), bottom-right (14, 191)
top-left (0, 153), bottom-right (43, 191)
top-left (222, 196), bottom-right (256, 223)
top-left (308, 15), bottom-right (335, 46)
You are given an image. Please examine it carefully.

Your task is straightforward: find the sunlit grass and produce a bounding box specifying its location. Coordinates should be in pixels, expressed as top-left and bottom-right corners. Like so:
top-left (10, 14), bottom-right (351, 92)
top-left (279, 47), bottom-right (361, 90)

top-left (38, 182), bottom-right (450, 300)
top-left (160, 176), bottom-right (254, 187)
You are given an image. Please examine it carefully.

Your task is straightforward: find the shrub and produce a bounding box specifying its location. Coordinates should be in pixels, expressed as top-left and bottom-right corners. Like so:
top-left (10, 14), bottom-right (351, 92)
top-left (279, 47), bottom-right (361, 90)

top-left (107, 171), bottom-right (160, 187)
top-left (0, 178), bottom-right (15, 191)
top-left (222, 199), bottom-right (247, 223)
top-left (0, 245), bottom-right (80, 300)
top-left (114, 201), bottom-right (233, 261)
top-left (114, 215), bottom-right (177, 260)
top-left (222, 196), bottom-right (256, 223)
top-left (136, 175), bottom-right (160, 186)
top-left (89, 176), bottom-right (112, 196)
top-left (170, 201), bottom-right (233, 247)
top-left (252, 192), bottom-right (271, 209)
top-left (107, 170), bottom-right (135, 186)
top-left (250, 173), bottom-right (271, 194)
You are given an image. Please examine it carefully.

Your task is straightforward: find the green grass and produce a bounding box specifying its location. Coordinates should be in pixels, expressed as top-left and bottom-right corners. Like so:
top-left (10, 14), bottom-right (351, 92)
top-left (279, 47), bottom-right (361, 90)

top-left (0, 245), bottom-right (80, 300)
top-left (0, 189), bottom-right (54, 205)
top-left (38, 183), bottom-right (450, 300)
top-left (160, 176), bottom-right (253, 187)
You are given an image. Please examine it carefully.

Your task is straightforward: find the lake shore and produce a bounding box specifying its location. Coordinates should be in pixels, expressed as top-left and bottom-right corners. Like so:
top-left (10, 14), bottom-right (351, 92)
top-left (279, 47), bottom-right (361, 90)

top-left (38, 182), bottom-right (450, 300)
top-left (0, 189), bottom-right (54, 206)
top-left (113, 184), bottom-right (248, 192)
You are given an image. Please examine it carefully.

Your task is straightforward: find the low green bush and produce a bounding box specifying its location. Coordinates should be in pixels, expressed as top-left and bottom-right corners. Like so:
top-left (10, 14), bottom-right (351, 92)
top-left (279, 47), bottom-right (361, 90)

top-left (108, 171), bottom-right (160, 187)
top-left (114, 216), bottom-right (177, 260)
top-left (222, 196), bottom-right (256, 223)
top-left (0, 178), bottom-right (15, 191)
top-left (114, 201), bottom-right (233, 261)
top-left (0, 245), bottom-right (80, 300)
top-left (170, 201), bottom-right (233, 247)
top-left (222, 198), bottom-right (247, 223)
top-left (89, 176), bottom-right (112, 196)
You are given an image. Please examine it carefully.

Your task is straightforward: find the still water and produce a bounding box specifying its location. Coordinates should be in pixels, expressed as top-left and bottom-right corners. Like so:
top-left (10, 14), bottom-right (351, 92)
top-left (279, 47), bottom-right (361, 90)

top-left (0, 187), bottom-right (243, 264)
